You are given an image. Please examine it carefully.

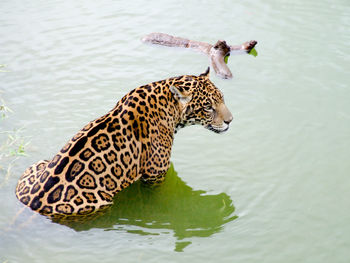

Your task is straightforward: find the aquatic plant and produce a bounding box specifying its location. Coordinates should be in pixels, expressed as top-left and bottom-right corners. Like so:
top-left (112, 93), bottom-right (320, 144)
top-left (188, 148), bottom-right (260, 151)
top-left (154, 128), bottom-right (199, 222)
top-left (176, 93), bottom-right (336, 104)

top-left (0, 89), bottom-right (29, 187)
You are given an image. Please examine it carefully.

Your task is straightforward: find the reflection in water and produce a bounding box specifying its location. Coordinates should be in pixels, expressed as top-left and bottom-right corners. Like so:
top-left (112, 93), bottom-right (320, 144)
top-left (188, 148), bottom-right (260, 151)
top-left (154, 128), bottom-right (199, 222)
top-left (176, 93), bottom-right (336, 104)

top-left (54, 164), bottom-right (237, 252)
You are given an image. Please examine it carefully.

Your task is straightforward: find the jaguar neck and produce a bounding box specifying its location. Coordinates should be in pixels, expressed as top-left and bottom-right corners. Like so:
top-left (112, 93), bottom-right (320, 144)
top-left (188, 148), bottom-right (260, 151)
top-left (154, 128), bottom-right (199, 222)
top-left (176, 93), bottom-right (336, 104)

top-left (140, 79), bottom-right (183, 133)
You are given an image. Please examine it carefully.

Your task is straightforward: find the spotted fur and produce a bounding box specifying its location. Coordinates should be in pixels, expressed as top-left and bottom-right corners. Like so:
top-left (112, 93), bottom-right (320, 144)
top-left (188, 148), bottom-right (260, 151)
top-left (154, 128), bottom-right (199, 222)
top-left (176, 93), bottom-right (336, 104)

top-left (15, 68), bottom-right (233, 217)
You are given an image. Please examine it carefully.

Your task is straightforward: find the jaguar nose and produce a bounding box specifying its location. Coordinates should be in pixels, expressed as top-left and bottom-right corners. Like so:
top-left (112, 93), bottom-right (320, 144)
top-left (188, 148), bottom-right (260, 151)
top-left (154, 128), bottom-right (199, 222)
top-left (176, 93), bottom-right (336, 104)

top-left (220, 103), bottom-right (233, 125)
top-left (224, 114), bottom-right (233, 125)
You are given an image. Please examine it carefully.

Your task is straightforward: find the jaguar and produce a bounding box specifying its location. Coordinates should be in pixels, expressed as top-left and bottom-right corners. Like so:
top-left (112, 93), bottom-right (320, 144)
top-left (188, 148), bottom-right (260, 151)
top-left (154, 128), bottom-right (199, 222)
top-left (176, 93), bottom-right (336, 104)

top-left (15, 68), bottom-right (233, 217)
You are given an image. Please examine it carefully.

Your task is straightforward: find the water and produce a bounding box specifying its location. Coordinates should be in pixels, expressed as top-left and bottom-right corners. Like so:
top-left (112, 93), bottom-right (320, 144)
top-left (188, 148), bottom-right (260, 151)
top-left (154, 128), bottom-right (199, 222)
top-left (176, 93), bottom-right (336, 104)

top-left (0, 0), bottom-right (349, 262)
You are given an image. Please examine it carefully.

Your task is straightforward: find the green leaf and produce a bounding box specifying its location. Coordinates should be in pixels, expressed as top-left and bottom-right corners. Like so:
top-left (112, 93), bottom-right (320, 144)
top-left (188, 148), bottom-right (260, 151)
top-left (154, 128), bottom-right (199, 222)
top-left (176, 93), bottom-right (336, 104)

top-left (224, 55), bottom-right (229, 64)
top-left (248, 48), bottom-right (258, 57)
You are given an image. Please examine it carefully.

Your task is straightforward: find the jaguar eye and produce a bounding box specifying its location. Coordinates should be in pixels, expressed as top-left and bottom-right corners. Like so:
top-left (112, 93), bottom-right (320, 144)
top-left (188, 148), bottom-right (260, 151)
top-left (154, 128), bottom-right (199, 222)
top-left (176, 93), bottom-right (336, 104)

top-left (204, 105), bottom-right (213, 112)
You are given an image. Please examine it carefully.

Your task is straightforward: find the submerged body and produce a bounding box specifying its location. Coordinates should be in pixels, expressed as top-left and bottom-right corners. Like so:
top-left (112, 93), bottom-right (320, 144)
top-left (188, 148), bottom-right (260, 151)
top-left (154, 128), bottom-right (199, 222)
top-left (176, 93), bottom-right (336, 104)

top-left (15, 69), bottom-right (233, 217)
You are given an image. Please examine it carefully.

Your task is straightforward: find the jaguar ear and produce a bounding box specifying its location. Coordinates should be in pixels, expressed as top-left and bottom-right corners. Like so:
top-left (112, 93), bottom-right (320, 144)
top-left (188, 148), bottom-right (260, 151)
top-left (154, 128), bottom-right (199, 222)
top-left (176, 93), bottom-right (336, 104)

top-left (199, 67), bottom-right (210, 78)
top-left (170, 86), bottom-right (192, 105)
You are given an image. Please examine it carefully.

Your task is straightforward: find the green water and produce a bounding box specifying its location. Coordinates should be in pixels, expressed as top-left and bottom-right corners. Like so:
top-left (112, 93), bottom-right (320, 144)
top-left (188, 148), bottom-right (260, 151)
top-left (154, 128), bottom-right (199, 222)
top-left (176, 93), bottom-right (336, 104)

top-left (53, 164), bottom-right (236, 253)
top-left (1, 0), bottom-right (349, 262)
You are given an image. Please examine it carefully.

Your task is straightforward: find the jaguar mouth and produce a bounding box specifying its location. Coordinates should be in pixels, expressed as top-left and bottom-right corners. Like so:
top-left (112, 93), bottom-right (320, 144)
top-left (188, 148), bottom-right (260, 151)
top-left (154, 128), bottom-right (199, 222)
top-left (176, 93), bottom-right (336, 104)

top-left (206, 124), bottom-right (229, 134)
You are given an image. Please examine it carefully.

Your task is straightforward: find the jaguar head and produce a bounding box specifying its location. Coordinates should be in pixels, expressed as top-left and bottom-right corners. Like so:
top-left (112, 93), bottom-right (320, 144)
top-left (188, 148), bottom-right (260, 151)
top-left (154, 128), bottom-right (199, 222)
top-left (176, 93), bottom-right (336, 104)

top-left (171, 67), bottom-right (233, 134)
